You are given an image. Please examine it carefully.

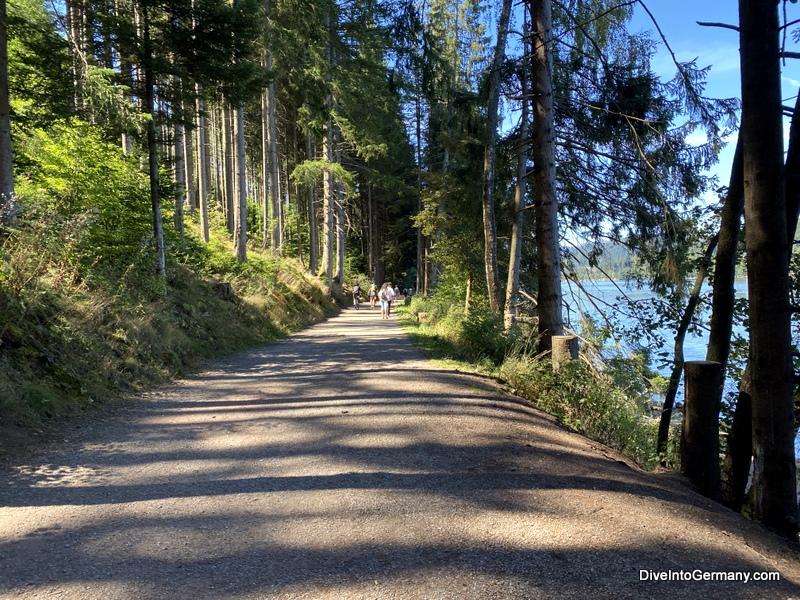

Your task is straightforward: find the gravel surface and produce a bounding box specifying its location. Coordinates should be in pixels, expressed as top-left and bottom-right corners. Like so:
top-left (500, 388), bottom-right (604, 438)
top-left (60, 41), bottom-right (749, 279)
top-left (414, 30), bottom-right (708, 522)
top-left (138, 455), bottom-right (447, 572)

top-left (1, 307), bottom-right (799, 599)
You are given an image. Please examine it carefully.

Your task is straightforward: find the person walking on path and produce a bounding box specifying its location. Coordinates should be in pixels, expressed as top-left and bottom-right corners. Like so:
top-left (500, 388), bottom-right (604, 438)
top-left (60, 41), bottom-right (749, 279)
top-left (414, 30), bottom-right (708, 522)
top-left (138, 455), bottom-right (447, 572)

top-left (379, 282), bottom-right (394, 319)
top-left (369, 284), bottom-right (378, 310)
top-left (385, 282), bottom-right (395, 318)
top-left (352, 283), bottom-right (361, 310)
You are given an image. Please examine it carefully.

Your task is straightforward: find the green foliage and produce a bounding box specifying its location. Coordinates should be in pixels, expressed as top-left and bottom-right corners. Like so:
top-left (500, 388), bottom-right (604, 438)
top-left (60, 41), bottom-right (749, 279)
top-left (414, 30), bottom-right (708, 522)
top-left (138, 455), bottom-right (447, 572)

top-left (407, 293), bottom-right (509, 365)
top-left (7, 0), bottom-right (72, 131)
top-left (82, 66), bottom-right (147, 137)
top-left (290, 159), bottom-right (355, 196)
top-left (0, 121), bottom-right (334, 427)
top-left (401, 289), bottom-right (677, 469)
top-left (15, 122), bottom-right (157, 281)
top-left (499, 357), bottom-right (670, 468)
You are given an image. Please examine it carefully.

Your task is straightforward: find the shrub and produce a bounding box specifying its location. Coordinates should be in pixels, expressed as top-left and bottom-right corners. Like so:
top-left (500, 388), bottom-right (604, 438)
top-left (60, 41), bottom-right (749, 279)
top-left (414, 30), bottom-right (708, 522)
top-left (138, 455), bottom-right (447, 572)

top-left (405, 294), bottom-right (510, 365)
top-left (499, 355), bottom-right (675, 468)
top-left (1, 121), bottom-right (335, 427)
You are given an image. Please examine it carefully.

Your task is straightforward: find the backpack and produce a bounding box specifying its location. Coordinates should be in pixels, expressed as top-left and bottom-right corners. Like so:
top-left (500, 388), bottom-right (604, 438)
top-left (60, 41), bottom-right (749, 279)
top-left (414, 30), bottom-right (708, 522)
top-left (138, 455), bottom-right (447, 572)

top-left (379, 288), bottom-right (386, 300)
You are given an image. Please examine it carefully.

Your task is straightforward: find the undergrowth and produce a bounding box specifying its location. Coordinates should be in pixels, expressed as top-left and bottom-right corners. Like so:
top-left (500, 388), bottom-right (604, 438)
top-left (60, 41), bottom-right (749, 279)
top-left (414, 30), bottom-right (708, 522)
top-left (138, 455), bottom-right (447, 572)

top-left (0, 123), bottom-right (334, 426)
top-left (398, 294), bottom-right (680, 470)
top-left (0, 220), bottom-right (333, 427)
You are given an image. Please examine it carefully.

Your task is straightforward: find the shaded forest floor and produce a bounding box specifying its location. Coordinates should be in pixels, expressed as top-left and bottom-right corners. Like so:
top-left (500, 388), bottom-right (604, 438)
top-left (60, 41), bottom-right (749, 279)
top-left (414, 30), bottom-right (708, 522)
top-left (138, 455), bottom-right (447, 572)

top-left (1, 307), bottom-right (799, 599)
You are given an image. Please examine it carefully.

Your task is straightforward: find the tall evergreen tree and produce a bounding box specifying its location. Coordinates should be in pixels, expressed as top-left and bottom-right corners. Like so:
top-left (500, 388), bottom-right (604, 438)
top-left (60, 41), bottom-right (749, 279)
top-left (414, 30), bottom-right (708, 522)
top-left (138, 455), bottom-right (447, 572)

top-left (530, 0), bottom-right (564, 352)
top-left (738, 0), bottom-right (797, 538)
top-left (481, 0), bottom-right (512, 313)
top-left (0, 0), bottom-right (14, 226)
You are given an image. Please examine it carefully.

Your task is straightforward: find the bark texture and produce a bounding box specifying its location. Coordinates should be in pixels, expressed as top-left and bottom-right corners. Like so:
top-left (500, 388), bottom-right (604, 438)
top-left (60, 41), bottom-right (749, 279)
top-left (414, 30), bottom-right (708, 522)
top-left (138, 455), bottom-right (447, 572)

top-left (0, 0), bottom-right (14, 226)
top-left (530, 0), bottom-right (564, 353)
top-left (738, 0), bottom-right (797, 538)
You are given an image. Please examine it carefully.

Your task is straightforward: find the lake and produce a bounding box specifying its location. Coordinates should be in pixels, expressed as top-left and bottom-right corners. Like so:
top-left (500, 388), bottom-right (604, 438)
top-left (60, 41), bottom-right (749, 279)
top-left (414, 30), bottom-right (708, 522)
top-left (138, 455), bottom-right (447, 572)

top-left (564, 279), bottom-right (749, 372)
top-left (563, 279), bottom-right (800, 456)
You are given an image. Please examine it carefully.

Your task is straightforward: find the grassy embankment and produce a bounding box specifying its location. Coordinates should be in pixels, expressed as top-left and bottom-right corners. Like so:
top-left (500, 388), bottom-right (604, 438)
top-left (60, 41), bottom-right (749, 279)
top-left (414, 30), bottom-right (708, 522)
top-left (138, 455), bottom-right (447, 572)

top-left (0, 220), bottom-right (336, 429)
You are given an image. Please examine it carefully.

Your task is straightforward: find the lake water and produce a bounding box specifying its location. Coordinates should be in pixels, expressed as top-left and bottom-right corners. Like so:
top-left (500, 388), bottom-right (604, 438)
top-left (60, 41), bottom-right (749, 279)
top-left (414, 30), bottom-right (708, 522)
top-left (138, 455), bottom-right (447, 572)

top-left (563, 279), bottom-right (800, 457)
top-left (563, 279), bottom-right (749, 372)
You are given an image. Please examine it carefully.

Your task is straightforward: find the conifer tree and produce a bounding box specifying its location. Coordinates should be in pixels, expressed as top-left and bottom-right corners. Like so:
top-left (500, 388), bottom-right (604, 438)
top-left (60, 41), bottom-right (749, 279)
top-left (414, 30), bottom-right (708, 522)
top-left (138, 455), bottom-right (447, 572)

top-left (0, 0), bottom-right (14, 226)
top-left (738, 0), bottom-right (797, 538)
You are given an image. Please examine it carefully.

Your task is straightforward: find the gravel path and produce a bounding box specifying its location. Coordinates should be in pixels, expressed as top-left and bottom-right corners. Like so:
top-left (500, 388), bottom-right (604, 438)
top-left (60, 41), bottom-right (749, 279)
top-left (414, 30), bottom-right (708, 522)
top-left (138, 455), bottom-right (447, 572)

top-left (1, 307), bottom-right (799, 599)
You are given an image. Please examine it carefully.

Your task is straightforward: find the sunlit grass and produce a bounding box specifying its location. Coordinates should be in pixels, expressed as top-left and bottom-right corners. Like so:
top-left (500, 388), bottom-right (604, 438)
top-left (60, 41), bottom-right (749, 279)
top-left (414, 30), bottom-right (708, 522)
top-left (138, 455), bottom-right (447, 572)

top-left (395, 298), bottom-right (676, 470)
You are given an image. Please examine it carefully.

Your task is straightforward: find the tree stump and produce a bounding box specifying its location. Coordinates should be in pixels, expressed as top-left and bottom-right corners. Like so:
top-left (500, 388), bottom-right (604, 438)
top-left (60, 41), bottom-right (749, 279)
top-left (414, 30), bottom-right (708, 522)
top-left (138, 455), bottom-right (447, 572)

top-left (551, 335), bottom-right (579, 371)
top-left (212, 282), bottom-right (234, 301)
top-left (681, 360), bottom-right (722, 501)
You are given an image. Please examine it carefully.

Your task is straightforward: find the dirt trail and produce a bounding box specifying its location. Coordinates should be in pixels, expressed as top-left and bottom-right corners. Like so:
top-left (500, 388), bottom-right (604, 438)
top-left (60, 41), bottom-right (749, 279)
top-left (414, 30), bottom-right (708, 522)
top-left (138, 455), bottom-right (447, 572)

top-left (1, 307), bottom-right (799, 599)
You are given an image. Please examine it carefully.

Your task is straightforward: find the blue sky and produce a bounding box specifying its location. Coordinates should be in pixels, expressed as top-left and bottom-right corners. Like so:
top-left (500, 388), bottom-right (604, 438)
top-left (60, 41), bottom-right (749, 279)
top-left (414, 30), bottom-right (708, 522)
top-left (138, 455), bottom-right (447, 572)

top-left (630, 0), bottom-right (800, 187)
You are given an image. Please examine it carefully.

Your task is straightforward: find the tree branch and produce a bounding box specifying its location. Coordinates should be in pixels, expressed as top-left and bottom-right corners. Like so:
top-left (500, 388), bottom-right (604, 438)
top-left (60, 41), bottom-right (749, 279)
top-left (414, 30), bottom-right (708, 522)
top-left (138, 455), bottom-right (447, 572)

top-left (696, 21), bottom-right (740, 32)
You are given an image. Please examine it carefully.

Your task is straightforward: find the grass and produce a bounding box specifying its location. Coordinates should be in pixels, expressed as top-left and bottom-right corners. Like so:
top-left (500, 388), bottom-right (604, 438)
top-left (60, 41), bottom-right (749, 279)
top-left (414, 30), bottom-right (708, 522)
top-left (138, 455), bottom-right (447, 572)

top-left (395, 299), bottom-right (679, 470)
top-left (0, 219), bottom-right (336, 428)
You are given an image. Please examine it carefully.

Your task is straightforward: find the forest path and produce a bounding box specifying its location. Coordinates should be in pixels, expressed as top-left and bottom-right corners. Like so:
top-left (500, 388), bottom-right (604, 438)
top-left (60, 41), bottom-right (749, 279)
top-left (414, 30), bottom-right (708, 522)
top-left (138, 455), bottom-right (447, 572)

top-left (1, 306), bottom-right (799, 600)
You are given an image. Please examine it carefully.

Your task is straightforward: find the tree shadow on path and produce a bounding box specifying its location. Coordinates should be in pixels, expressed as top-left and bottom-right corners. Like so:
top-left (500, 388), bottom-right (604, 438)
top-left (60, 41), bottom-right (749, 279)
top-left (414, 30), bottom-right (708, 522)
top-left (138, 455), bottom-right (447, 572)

top-left (0, 308), bottom-right (798, 599)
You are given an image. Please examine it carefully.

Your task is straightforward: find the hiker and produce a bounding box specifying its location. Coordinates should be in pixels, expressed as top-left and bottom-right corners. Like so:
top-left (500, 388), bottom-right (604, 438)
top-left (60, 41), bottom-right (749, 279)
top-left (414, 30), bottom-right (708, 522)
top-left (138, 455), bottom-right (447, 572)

top-left (379, 282), bottom-right (392, 319)
top-left (380, 282), bottom-right (396, 319)
top-left (352, 283), bottom-right (361, 309)
top-left (369, 284), bottom-right (378, 309)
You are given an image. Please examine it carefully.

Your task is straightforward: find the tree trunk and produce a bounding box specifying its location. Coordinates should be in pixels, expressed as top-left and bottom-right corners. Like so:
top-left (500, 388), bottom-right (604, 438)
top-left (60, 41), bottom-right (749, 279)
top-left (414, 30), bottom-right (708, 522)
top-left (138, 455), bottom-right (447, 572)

top-left (263, 0), bottom-right (280, 254)
top-left (681, 361), bottom-right (723, 501)
top-left (174, 118), bottom-right (186, 236)
top-left (709, 139), bottom-right (748, 510)
top-left (294, 155), bottom-right (304, 267)
top-left (336, 181), bottom-right (344, 286)
top-left (67, 0), bottom-right (85, 117)
top-left (738, 0), bottom-right (797, 538)
top-left (223, 103), bottom-right (235, 234)
top-left (505, 17), bottom-right (529, 329)
top-left (141, 2), bottom-right (166, 280)
top-left (529, 0), bottom-right (564, 353)
top-left (465, 274), bottom-right (472, 314)
top-left (322, 114), bottom-right (334, 297)
top-left (261, 89), bottom-right (270, 248)
top-left (784, 91), bottom-right (800, 257)
top-left (306, 130), bottom-right (318, 274)
top-left (706, 139), bottom-right (744, 371)
top-left (210, 104), bottom-right (222, 215)
top-left (267, 80), bottom-right (280, 252)
top-left (0, 0), bottom-right (14, 227)
top-left (722, 363), bottom-right (753, 512)
top-left (334, 139), bottom-right (344, 288)
top-left (657, 234), bottom-right (718, 462)
top-left (367, 182), bottom-right (374, 279)
top-left (234, 101), bottom-right (247, 262)
top-left (322, 11), bottom-right (335, 296)
top-left (196, 88), bottom-right (210, 242)
top-left (552, 335), bottom-right (579, 371)
top-left (481, 0), bottom-right (512, 313)
top-left (184, 121), bottom-right (196, 212)
top-left (719, 80), bottom-right (800, 515)
top-left (415, 84), bottom-right (424, 295)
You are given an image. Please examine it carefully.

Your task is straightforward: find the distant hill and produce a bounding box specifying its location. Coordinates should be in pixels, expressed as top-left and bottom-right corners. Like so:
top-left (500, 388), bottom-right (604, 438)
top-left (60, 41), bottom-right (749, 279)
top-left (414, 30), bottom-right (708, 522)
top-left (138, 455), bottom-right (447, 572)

top-left (567, 241), bottom-right (747, 282)
top-left (567, 242), bottom-right (635, 281)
